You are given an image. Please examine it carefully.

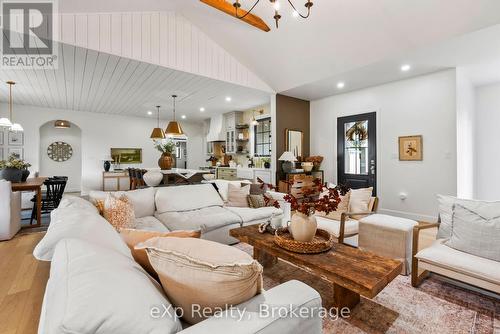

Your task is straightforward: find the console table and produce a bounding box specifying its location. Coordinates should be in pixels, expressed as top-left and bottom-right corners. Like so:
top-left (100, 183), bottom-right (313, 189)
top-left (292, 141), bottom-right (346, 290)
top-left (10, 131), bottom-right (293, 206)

top-left (102, 171), bottom-right (129, 191)
top-left (11, 177), bottom-right (47, 228)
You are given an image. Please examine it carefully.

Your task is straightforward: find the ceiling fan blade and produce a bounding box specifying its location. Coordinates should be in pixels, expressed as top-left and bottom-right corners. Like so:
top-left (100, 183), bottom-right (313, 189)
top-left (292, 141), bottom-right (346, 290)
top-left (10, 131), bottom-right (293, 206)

top-left (200, 0), bottom-right (270, 32)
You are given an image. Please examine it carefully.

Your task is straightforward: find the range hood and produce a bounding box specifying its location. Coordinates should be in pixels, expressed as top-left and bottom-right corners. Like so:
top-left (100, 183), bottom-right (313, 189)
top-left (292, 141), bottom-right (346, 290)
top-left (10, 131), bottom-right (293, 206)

top-left (206, 115), bottom-right (225, 142)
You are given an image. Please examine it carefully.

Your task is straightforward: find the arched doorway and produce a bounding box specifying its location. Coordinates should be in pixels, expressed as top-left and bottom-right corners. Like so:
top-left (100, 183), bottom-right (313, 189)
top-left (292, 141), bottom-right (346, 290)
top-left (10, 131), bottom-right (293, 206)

top-left (39, 121), bottom-right (82, 192)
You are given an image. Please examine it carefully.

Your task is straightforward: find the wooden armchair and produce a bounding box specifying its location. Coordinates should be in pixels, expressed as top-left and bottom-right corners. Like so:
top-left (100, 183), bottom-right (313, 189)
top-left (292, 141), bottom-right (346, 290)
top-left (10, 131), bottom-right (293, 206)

top-left (411, 220), bottom-right (440, 287)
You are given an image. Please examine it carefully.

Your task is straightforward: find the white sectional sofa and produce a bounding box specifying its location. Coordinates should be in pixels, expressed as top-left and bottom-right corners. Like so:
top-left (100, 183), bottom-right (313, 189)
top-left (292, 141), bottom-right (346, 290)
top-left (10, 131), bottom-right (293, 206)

top-left (34, 196), bottom-right (322, 334)
top-left (88, 182), bottom-right (290, 245)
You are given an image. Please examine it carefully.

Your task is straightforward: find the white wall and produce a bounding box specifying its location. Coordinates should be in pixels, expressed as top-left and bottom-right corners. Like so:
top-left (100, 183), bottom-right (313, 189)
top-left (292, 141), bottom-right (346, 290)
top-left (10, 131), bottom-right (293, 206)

top-left (310, 70), bottom-right (457, 221)
top-left (456, 68), bottom-right (476, 199)
top-left (39, 121), bottom-right (82, 192)
top-left (475, 83), bottom-right (500, 200)
top-left (0, 103), bottom-right (205, 194)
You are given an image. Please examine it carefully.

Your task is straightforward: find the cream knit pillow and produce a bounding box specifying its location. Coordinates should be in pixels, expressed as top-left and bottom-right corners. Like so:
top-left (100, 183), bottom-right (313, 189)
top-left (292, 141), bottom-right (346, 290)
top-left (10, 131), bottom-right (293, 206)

top-left (136, 237), bottom-right (263, 324)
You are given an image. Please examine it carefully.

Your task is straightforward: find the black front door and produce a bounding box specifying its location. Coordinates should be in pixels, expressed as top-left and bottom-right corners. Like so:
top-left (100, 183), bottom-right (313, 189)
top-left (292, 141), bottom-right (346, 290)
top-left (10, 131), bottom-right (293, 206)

top-left (337, 112), bottom-right (377, 195)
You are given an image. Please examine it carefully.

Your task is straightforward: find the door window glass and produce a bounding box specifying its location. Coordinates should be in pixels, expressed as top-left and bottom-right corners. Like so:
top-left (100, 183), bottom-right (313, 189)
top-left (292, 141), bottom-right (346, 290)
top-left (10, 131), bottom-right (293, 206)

top-left (344, 120), bottom-right (368, 175)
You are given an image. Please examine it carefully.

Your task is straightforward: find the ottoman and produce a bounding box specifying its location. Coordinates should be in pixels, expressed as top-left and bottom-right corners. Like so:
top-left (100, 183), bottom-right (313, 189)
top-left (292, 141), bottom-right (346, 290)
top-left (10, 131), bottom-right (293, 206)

top-left (358, 214), bottom-right (418, 275)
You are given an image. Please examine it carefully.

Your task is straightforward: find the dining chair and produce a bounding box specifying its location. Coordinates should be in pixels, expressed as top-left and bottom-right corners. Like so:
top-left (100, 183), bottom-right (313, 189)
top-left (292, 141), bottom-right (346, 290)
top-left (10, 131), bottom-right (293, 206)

top-left (30, 177), bottom-right (68, 225)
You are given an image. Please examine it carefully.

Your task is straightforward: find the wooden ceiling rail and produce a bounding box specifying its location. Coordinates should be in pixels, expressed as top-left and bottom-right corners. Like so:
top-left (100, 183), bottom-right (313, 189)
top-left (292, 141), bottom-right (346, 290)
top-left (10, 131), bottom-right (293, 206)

top-left (200, 0), bottom-right (271, 32)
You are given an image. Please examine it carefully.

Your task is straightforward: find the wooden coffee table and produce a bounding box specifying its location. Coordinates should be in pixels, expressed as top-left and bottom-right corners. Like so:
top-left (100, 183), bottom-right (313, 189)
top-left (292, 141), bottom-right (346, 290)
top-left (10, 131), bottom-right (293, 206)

top-left (230, 225), bottom-right (402, 310)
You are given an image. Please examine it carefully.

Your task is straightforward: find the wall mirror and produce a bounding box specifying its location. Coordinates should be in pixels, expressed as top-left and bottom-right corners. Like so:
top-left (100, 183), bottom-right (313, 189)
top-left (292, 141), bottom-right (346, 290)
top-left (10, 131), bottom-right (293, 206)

top-left (285, 129), bottom-right (303, 158)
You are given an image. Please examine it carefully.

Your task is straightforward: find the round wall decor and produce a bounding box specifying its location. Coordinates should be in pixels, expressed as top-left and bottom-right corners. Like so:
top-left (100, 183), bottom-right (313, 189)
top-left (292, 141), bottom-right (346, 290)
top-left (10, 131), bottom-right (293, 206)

top-left (47, 142), bottom-right (73, 162)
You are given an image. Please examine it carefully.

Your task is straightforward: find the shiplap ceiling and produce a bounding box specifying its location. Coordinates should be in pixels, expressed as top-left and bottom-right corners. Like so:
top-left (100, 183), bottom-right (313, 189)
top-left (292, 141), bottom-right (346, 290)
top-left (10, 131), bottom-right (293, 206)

top-left (0, 41), bottom-right (270, 121)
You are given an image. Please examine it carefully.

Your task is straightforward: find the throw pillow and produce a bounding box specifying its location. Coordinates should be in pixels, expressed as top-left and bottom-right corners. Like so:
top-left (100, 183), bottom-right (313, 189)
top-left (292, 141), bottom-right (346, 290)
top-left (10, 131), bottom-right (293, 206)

top-left (41, 238), bottom-right (182, 334)
top-left (349, 187), bottom-right (373, 219)
top-left (316, 191), bottom-right (351, 221)
top-left (120, 229), bottom-right (201, 276)
top-left (436, 195), bottom-right (500, 239)
top-left (227, 183), bottom-right (250, 207)
top-left (136, 237), bottom-right (263, 324)
top-left (103, 194), bottom-right (135, 231)
top-left (94, 199), bottom-right (105, 215)
top-left (247, 194), bottom-right (278, 208)
top-left (445, 204), bottom-right (500, 262)
top-left (89, 187), bottom-right (156, 218)
top-left (249, 183), bottom-right (267, 195)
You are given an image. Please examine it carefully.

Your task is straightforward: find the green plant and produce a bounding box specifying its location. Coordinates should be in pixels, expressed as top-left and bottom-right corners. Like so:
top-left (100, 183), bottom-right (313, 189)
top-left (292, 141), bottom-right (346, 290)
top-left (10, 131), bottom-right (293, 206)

top-left (154, 140), bottom-right (176, 155)
top-left (261, 157), bottom-right (271, 164)
top-left (0, 155), bottom-right (31, 170)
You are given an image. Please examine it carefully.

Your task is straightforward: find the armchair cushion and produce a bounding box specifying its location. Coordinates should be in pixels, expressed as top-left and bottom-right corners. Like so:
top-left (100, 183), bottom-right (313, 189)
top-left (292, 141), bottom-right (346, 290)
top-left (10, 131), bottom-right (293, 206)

top-left (416, 239), bottom-right (500, 286)
top-left (349, 187), bottom-right (373, 219)
top-left (316, 215), bottom-right (359, 238)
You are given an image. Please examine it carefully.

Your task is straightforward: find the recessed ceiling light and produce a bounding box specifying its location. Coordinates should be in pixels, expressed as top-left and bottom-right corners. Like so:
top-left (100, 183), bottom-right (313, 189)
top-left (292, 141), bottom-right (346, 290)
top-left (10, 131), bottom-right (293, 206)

top-left (337, 82), bottom-right (345, 89)
top-left (181, 115), bottom-right (186, 119)
top-left (292, 10), bottom-right (299, 18)
top-left (147, 111), bottom-right (153, 115)
top-left (200, 107), bottom-right (205, 112)
top-left (401, 64), bottom-right (411, 72)
top-left (225, 96), bottom-right (232, 102)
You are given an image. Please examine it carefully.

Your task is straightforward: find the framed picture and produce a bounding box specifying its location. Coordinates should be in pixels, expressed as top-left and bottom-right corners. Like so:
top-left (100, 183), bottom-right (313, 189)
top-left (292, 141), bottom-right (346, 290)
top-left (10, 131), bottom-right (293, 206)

top-left (110, 148), bottom-right (142, 164)
top-left (8, 131), bottom-right (24, 146)
top-left (0, 130), bottom-right (4, 145)
top-left (8, 147), bottom-right (23, 159)
top-left (399, 135), bottom-right (423, 161)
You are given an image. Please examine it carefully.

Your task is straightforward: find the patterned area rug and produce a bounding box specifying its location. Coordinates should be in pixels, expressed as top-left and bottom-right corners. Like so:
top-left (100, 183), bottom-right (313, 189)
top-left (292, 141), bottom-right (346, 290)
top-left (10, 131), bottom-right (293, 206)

top-left (234, 243), bottom-right (499, 334)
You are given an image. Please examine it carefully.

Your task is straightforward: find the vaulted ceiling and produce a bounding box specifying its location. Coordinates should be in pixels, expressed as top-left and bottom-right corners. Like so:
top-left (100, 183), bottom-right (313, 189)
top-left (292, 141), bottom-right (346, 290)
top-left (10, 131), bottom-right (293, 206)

top-left (57, 0), bottom-right (500, 99)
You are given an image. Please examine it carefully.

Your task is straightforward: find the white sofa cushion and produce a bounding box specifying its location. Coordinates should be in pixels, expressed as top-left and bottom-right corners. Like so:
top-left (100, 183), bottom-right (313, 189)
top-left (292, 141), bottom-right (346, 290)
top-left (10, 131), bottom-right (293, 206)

top-left (227, 207), bottom-right (282, 224)
top-left (135, 216), bottom-right (170, 232)
top-left (359, 214), bottom-right (417, 231)
top-left (316, 215), bottom-right (359, 238)
top-left (155, 184), bottom-right (223, 213)
top-left (437, 194), bottom-right (500, 239)
top-left (40, 238), bottom-right (182, 334)
top-left (416, 239), bottom-right (500, 285)
top-left (156, 206), bottom-right (241, 233)
top-left (58, 195), bottom-right (99, 213)
top-left (89, 187), bottom-right (156, 218)
top-left (33, 206), bottom-right (131, 261)
top-left (446, 204), bottom-right (500, 262)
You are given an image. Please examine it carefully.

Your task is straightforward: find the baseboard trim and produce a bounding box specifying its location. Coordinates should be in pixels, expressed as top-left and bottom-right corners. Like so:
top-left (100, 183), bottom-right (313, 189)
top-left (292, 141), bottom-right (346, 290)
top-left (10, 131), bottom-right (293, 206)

top-left (377, 208), bottom-right (437, 223)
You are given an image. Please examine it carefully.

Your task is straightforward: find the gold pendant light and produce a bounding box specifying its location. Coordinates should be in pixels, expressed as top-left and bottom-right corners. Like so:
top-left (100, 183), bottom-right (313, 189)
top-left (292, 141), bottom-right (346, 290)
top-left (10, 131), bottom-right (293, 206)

top-left (150, 105), bottom-right (166, 139)
top-left (165, 95), bottom-right (184, 136)
top-left (7, 81), bottom-right (23, 132)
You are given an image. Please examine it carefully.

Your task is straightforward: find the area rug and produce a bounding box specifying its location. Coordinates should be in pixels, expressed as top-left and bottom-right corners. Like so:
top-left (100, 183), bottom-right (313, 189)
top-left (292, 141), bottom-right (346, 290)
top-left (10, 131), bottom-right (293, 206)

top-left (234, 243), bottom-right (499, 334)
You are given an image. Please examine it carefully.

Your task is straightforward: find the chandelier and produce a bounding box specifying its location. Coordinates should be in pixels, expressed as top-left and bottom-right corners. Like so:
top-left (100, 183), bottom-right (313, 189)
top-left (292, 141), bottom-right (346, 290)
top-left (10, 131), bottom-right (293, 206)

top-left (233, 0), bottom-right (313, 28)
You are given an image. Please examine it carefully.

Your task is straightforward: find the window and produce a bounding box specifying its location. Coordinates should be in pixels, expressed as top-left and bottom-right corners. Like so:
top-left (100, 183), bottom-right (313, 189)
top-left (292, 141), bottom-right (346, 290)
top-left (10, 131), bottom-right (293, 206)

top-left (254, 117), bottom-right (271, 157)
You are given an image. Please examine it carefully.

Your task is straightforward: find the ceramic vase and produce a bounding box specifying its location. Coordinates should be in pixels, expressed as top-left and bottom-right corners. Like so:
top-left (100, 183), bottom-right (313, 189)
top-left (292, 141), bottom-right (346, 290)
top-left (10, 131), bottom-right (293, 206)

top-left (0, 168), bottom-right (23, 183)
top-left (158, 153), bottom-right (173, 170)
top-left (143, 171), bottom-right (163, 187)
top-left (21, 169), bottom-right (30, 182)
top-left (289, 212), bottom-right (317, 242)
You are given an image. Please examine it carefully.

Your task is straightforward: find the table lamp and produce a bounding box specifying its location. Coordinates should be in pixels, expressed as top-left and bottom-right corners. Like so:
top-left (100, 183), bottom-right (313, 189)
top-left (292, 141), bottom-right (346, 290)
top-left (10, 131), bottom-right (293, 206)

top-left (278, 151), bottom-right (297, 173)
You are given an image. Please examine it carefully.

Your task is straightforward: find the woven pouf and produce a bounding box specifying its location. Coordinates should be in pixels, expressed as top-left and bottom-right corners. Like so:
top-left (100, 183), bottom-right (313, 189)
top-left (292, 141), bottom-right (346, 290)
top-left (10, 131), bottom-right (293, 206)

top-left (358, 214), bottom-right (418, 275)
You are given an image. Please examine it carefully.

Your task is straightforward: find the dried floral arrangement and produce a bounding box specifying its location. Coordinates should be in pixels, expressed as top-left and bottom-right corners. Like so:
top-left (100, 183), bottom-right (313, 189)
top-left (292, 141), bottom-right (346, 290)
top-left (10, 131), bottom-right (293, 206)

top-left (257, 178), bottom-right (350, 216)
top-left (154, 140), bottom-right (176, 154)
top-left (0, 155), bottom-right (31, 170)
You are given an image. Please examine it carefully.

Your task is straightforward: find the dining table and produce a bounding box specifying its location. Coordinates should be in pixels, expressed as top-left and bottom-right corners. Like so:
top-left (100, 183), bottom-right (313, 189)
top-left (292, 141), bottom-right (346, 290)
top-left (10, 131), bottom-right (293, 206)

top-left (11, 177), bottom-right (47, 228)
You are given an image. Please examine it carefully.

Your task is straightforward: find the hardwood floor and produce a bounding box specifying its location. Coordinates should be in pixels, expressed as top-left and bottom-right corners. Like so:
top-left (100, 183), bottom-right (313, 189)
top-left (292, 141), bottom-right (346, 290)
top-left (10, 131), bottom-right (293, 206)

top-left (0, 233), bottom-right (49, 334)
top-left (0, 227), bottom-right (438, 334)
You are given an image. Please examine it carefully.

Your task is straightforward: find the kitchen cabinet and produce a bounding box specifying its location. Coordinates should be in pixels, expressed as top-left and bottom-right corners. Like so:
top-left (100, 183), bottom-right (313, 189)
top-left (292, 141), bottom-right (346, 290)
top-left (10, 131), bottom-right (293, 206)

top-left (254, 170), bottom-right (272, 184)
top-left (216, 168), bottom-right (238, 180)
top-left (236, 168), bottom-right (272, 184)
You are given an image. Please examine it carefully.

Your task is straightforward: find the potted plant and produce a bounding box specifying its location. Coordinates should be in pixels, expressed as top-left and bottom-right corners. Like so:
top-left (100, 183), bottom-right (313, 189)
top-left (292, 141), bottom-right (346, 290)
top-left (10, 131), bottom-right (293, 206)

top-left (154, 140), bottom-right (176, 170)
top-left (0, 155), bottom-right (31, 183)
top-left (259, 178), bottom-right (343, 242)
top-left (261, 157), bottom-right (271, 169)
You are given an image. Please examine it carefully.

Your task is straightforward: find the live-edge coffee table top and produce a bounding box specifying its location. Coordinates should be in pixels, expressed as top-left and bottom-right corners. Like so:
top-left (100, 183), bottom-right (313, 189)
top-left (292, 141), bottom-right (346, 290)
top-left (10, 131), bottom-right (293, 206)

top-left (230, 224), bottom-right (402, 299)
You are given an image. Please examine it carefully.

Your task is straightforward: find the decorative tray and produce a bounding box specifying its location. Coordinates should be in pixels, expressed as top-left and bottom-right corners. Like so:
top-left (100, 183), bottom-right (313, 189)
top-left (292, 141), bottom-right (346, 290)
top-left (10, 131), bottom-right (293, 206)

top-left (274, 228), bottom-right (334, 254)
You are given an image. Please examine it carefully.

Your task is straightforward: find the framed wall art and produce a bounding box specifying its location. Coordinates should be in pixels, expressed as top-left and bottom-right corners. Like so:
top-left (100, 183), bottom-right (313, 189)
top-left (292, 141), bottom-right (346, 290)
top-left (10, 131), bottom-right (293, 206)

top-left (110, 148), bottom-right (142, 164)
top-left (8, 147), bottom-right (23, 159)
top-left (8, 131), bottom-right (23, 146)
top-left (399, 135), bottom-right (423, 161)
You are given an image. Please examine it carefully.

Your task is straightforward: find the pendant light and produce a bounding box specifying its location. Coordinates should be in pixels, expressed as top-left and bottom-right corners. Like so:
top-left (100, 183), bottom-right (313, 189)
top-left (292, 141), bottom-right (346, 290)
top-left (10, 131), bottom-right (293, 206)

top-left (54, 120), bottom-right (71, 129)
top-left (7, 81), bottom-right (23, 132)
top-left (150, 105), bottom-right (166, 139)
top-left (165, 95), bottom-right (184, 136)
